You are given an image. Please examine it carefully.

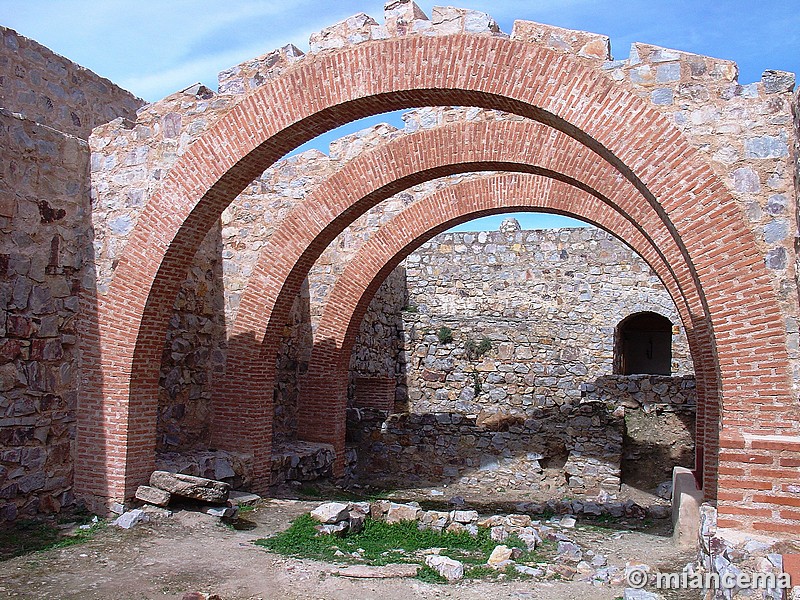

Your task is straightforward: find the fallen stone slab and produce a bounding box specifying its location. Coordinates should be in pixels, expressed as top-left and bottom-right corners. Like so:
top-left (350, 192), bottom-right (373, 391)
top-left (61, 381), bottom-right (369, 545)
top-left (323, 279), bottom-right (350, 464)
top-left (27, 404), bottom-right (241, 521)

top-left (150, 471), bottom-right (230, 504)
top-left (228, 490), bottom-right (261, 506)
top-left (114, 508), bottom-right (150, 529)
top-left (334, 564), bottom-right (420, 578)
top-left (135, 485), bottom-right (171, 507)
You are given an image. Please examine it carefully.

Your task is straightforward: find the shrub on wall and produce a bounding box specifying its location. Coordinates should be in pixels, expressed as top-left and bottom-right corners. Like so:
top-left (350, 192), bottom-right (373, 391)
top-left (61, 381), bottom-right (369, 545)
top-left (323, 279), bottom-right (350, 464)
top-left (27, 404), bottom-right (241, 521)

top-left (437, 326), bottom-right (454, 344)
top-left (465, 337), bottom-right (492, 360)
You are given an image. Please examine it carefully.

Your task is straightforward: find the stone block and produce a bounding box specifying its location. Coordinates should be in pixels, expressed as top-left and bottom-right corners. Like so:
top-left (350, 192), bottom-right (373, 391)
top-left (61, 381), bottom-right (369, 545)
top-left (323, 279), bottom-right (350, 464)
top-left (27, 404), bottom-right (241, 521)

top-left (487, 544), bottom-right (513, 565)
top-left (762, 69), bottom-right (795, 94)
top-left (114, 508), bottom-right (149, 529)
top-left (135, 485), bottom-right (170, 507)
top-left (149, 471), bottom-right (230, 504)
top-left (425, 554), bottom-right (464, 581)
top-left (672, 466), bottom-right (703, 548)
top-left (310, 502), bottom-right (350, 524)
top-left (385, 502), bottom-right (421, 523)
top-left (511, 20), bottom-right (610, 60)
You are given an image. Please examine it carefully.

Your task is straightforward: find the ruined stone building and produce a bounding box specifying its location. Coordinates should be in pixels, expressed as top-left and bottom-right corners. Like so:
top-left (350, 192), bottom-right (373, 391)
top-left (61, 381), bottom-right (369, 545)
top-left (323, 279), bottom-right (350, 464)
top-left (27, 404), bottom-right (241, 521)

top-left (2, 0), bottom-right (800, 546)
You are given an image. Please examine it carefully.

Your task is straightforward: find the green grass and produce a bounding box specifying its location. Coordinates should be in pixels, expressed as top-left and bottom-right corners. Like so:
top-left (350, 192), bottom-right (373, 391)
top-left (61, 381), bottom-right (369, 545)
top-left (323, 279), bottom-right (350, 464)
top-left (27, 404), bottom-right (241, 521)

top-left (0, 518), bottom-right (105, 561)
top-left (416, 564), bottom-right (447, 583)
top-left (256, 515), bottom-right (546, 583)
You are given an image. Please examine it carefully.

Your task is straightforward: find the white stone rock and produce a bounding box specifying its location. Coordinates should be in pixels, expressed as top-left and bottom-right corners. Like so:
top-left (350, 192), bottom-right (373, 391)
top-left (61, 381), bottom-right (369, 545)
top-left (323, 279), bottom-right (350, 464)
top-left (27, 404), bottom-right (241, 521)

top-left (450, 510), bottom-right (479, 524)
top-left (515, 564), bottom-right (544, 577)
top-left (559, 515), bottom-right (577, 528)
top-left (425, 555), bottom-right (464, 581)
top-left (311, 502), bottom-right (350, 524)
top-left (113, 509), bottom-right (149, 529)
top-left (488, 545), bottom-right (514, 565)
top-left (203, 506), bottom-right (238, 518)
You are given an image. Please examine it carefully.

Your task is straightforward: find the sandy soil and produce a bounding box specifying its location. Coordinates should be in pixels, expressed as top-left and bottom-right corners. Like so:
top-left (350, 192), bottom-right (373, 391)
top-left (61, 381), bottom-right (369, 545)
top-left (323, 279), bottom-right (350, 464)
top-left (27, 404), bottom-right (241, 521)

top-left (0, 499), bottom-right (697, 600)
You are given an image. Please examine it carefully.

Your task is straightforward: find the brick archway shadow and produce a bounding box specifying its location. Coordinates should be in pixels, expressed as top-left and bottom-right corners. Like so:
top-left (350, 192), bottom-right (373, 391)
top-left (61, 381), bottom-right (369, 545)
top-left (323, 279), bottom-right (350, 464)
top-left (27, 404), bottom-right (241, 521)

top-left (79, 35), bottom-right (796, 533)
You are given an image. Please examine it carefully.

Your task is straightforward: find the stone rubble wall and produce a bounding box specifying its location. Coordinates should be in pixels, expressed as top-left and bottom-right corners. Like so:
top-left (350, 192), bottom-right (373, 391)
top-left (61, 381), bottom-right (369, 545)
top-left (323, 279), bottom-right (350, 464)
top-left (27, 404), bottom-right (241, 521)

top-left (0, 26), bottom-right (144, 522)
top-left (0, 110), bottom-right (89, 521)
top-left (0, 26), bottom-right (142, 139)
top-left (696, 504), bottom-right (796, 600)
top-left (347, 400), bottom-right (627, 496)
top-left (399, 227), bottom-right (693, 416)
top-left (347, 372), bottom-right (694, 494)
top-left (584, 375), bottom-right (697, 488)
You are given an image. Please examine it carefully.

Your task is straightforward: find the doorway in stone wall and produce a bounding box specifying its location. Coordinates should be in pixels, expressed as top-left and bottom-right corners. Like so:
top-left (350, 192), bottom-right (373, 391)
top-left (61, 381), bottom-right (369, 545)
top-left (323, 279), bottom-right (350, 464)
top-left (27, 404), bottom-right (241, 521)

top-left (614, 311), bottom-right (673, 376)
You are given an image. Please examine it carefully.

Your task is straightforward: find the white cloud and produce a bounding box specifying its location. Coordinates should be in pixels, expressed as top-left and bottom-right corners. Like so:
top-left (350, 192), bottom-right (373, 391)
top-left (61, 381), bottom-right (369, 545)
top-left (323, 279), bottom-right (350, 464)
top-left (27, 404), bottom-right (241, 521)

top-left (2, 0), bottom-right (799, 99)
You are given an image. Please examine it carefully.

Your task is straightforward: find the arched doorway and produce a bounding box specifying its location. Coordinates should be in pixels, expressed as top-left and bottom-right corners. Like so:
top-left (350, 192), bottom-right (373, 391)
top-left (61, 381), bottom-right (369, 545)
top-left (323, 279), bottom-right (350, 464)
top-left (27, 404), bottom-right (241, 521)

top-left (614, 312), bottom-right (674, 376)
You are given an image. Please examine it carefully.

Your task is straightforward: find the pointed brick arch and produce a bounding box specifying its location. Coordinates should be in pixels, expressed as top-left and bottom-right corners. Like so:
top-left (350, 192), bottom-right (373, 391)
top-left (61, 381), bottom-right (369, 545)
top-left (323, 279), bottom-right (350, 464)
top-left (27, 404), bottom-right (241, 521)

top-left (78, 34), bottom-right (796, 534)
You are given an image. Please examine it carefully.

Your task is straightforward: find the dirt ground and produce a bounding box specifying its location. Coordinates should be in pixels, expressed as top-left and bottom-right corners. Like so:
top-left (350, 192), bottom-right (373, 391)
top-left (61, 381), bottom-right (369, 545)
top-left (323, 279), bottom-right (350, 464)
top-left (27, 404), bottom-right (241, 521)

top-left (0, 496), bottom-right (699, 600)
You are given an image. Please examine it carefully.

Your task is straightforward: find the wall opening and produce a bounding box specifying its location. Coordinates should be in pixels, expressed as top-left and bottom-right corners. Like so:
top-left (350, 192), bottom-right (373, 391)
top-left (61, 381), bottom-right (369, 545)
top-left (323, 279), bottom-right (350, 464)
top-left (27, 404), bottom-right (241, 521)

top-left (613, 312), bottom-right (673, 376)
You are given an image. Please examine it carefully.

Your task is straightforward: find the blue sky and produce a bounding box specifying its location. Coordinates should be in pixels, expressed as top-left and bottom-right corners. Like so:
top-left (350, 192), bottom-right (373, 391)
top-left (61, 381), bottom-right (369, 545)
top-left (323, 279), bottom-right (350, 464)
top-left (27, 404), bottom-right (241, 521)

top-left (4, 0), bottom-right (798, 231)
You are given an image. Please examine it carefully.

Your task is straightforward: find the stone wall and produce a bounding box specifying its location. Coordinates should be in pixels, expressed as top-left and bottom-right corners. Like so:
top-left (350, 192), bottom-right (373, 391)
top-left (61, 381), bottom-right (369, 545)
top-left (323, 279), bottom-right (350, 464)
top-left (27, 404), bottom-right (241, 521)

top-left (0, 26), bottom-right (141, 139)
top-left (584, 375), bottom-right (697, 488)
top-left (398, 225), bottom-right (692, 416)
top-left (0, 110), bottom-right (88, 520)
top-left (347, 373), bottom-right (695, 495)
top-left (0, 26), bottom-right (143, 521)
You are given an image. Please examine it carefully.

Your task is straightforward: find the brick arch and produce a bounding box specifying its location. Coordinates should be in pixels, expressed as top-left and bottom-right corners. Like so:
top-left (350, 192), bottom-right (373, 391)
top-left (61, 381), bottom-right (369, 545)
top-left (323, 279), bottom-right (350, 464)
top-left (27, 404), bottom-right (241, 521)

top-left (299, 172), bottom-right (701, 472)
top-left (78, 34), bottom-right (793, 524)
top-left (221, 118), bottom-right (713, 492)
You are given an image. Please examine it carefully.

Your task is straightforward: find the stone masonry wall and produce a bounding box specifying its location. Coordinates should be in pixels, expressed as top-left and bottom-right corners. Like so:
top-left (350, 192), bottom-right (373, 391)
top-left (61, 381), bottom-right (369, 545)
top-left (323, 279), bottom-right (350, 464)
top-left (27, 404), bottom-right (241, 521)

top-left (348, 373), bottom-right (696, 496)
top-left (0, 26), bottom-right (143, 521)
top-left (398, 225), bottom-right (693, 416)
top-left (0, 110), bottom-right (88, 520)
top-left (584, 375), bottom-right (696, 488)
top-left (0, 26), bottom-right (141, 139)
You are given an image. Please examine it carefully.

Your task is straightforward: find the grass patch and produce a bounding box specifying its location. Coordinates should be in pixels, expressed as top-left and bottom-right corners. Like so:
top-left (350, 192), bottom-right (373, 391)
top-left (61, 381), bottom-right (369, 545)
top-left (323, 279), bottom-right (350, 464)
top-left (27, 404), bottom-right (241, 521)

top-left (437, 326), bottom-right (453, 344)
top-left (256, 515), bottom-right (546, 582)
top-left (416, 564), bottom-right (447, 583)
top-left (0, 518), bottom-right (105, 561)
